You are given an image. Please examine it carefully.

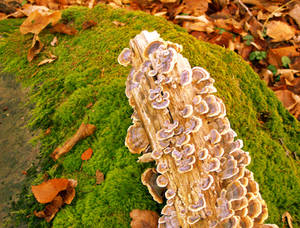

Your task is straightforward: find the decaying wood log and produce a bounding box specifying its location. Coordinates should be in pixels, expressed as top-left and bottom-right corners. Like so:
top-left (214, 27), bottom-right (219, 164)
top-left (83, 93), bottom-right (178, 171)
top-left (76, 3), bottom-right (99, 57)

top-left (119, 30), bottom-right (279, 228)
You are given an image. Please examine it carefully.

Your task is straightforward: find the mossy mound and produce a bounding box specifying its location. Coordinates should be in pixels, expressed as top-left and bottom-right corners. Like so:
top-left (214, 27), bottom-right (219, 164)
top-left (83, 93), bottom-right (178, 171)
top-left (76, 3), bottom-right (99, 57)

top-left (0, 4), bottom-right (299, 227)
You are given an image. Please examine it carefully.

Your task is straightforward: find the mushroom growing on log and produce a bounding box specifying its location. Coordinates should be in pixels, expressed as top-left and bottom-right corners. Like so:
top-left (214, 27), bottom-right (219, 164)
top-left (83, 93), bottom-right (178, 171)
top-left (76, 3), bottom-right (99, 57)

top-left (119, 30), bottom-right (279, 228)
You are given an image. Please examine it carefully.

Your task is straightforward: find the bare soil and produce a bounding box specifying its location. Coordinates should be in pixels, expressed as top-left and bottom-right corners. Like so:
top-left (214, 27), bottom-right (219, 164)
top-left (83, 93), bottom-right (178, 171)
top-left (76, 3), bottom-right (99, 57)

top-left (0, 72), bottom-right (38, 227)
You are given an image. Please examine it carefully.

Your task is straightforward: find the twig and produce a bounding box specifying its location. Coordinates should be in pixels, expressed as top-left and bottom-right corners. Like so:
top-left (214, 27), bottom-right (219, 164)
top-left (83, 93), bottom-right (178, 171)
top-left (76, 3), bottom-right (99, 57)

top-left (262, 0), bottom-right (296, 30)
top-left (237, 0), bottom-right (253, 17)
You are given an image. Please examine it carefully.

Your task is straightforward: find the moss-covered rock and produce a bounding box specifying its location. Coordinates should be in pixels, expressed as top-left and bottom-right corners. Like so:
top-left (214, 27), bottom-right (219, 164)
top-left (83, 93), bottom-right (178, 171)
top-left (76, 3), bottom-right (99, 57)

top-left (0, 4), bottom-right (299, 227)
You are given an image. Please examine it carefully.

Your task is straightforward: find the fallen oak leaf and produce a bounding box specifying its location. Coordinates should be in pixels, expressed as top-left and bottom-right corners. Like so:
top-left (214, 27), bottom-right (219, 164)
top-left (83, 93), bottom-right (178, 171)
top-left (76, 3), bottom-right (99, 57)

top-left (20, 10), bottom-right (61, 34)
top-left (81, 147), bottom-right (93, 161)
top-left (82, 20), bottom-right (97, 30)
top-left (50, 23), bottom-right (77, 35)
top-left (266, 21), bottom-right (296, 42)
top-left (51, 122), bottom-right (96, 160)
top-left (28, 34), bottom-right (44, 62)
top-left (95, 170), bottom-right (104, 185)
top-left (32, 178), bottom-right (69, 204)
top-left (130, 209), bottom-right (159, 228)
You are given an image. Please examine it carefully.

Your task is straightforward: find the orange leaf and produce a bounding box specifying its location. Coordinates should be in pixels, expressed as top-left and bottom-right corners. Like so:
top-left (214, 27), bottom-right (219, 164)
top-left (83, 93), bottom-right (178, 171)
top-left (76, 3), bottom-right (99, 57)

top-left (81, 148), bottom-right (93, 161)
top-left (130, 209), bottom-right (159, 228)
top-left (34, 195), bottom-right (64, 222)
top-left (32, 178), bottom-right (69, 203)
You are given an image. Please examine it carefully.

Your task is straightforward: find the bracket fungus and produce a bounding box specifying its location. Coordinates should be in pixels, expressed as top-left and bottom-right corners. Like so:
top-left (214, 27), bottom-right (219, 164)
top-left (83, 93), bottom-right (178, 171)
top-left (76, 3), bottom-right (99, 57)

top-left (120, 31), bottom-right (278, 228)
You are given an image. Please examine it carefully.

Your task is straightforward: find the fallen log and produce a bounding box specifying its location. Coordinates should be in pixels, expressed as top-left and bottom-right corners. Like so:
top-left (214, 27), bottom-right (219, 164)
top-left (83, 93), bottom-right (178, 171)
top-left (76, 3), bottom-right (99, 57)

top-left (119, 30), bottom-right (278, 228)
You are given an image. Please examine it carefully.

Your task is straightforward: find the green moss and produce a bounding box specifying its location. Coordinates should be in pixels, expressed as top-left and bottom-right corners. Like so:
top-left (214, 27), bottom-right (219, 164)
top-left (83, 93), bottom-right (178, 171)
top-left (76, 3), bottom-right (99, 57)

top-left (0, 4), bottom-right (299, 227)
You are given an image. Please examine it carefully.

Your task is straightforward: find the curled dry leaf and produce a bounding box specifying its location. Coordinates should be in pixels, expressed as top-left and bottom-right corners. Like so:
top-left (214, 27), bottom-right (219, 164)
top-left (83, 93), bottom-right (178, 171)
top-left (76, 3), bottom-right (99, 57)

top-left (51, 122), bottom-right (96, 160)
top-left (20, 10), bottom-right (61, 34)
top-left (81, 147), bottom-right (93, 161)
top-left (28, 34), bottom-right (44, 62)
top-left (33, 179), bottom-right (77, 222)
top-left (282, 211), bottom-right (293, 228)
top-left (86, 102), bottom-right (93, 109)
top-left (50, 36), bottom-right (58, 46)
top-left (32, 178), bottom-right (69, 204)
top-left (34, 195), bottom-right (64, 222)
top-left (95, 170), bottom-right (104, 185)
top-left (130, 209), bottom-right (159, 228)
top-left (38, 53), bottom-right (57, 66)
top-left (275, 89), bottom-right (300, 112)
top-left (45, 127), bottom-right (51, 135)
top-left (60, 179), bottom-right (77, 204)
top-left (289, 4), bottom-right (300, 27)
top-left (266, 21), bottom-right (296, 42)
top-left (50, 23), bottom-right (77, 35)
top-left (112, 20), bottom-right (125, 27)
top-left (82, 20), bottom-right (97, 30)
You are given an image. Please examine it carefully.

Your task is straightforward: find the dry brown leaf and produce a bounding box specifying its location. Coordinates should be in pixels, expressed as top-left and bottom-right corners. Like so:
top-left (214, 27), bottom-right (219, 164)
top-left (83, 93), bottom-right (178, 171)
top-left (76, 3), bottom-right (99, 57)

top-left (290, 56), bottom-right (300, 70)
top-left (22, 4), bottom-right (50, 16)
top-left (266, 21), bottom-right (296, 42)
top-left (86, 102), bottom-right (93, 109)
top-left (95, 170), bottom-right (104, 185)
top-left (182, 0), bottom-right (208, 16)
top-left (37, 58), bottom-right (55, 66)
top-left (45, 127), bottom-right (51, 135)
top-left (20, 10), bottom-right (61, 34)
top-left (275, 89), bottom-right (298, 110)
top-left (51, 122), bottom-right (96, 160)
top-left (0, 13), bottom-right (7, 20)
top-left (289, 4), bottom-right (300, 27)
top-left (28, 34), bottom-right (44, 62)
top-left (130, 209), bottom-right (159, 228)
top-left (60, 182), bottom-right (76, 204)
top-left (33, 179), bottom-right (77, 221)
top-left (282, 211), bottom-right (293, 228)
top-left (260, 68), bottom-right (273, 85)
top-left (50, 36), bottom-right (58, 46)
top-left (277, 69), bottom-right (299, 85)
top-left (34, 195), bottom-right (64, 222)
top-left (50, 23), bottom-right (77, 35)
top-left (112, 20), bottom-right (125, 27)
top-left (82, 20), bottom-right (97, 30)
top-left (268, 46), bottom-right (300, 67)
top-left (183, 21), bottom-right (214, 33)
top-left (32, 178), bottom-right (69, 204)
top-left (81, 147), bottom-right (93, 161)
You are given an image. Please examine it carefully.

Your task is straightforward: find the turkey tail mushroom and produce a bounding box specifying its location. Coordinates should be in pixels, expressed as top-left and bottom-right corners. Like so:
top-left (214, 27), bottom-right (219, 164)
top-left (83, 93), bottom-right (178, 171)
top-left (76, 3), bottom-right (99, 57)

top-left (119, 30), bottom-right (278, 228)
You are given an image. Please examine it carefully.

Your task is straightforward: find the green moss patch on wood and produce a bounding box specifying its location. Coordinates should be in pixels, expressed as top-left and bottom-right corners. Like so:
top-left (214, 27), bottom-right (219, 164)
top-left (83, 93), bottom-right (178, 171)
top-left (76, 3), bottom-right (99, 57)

top-left (0, 5), bottom-right (299, 227)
